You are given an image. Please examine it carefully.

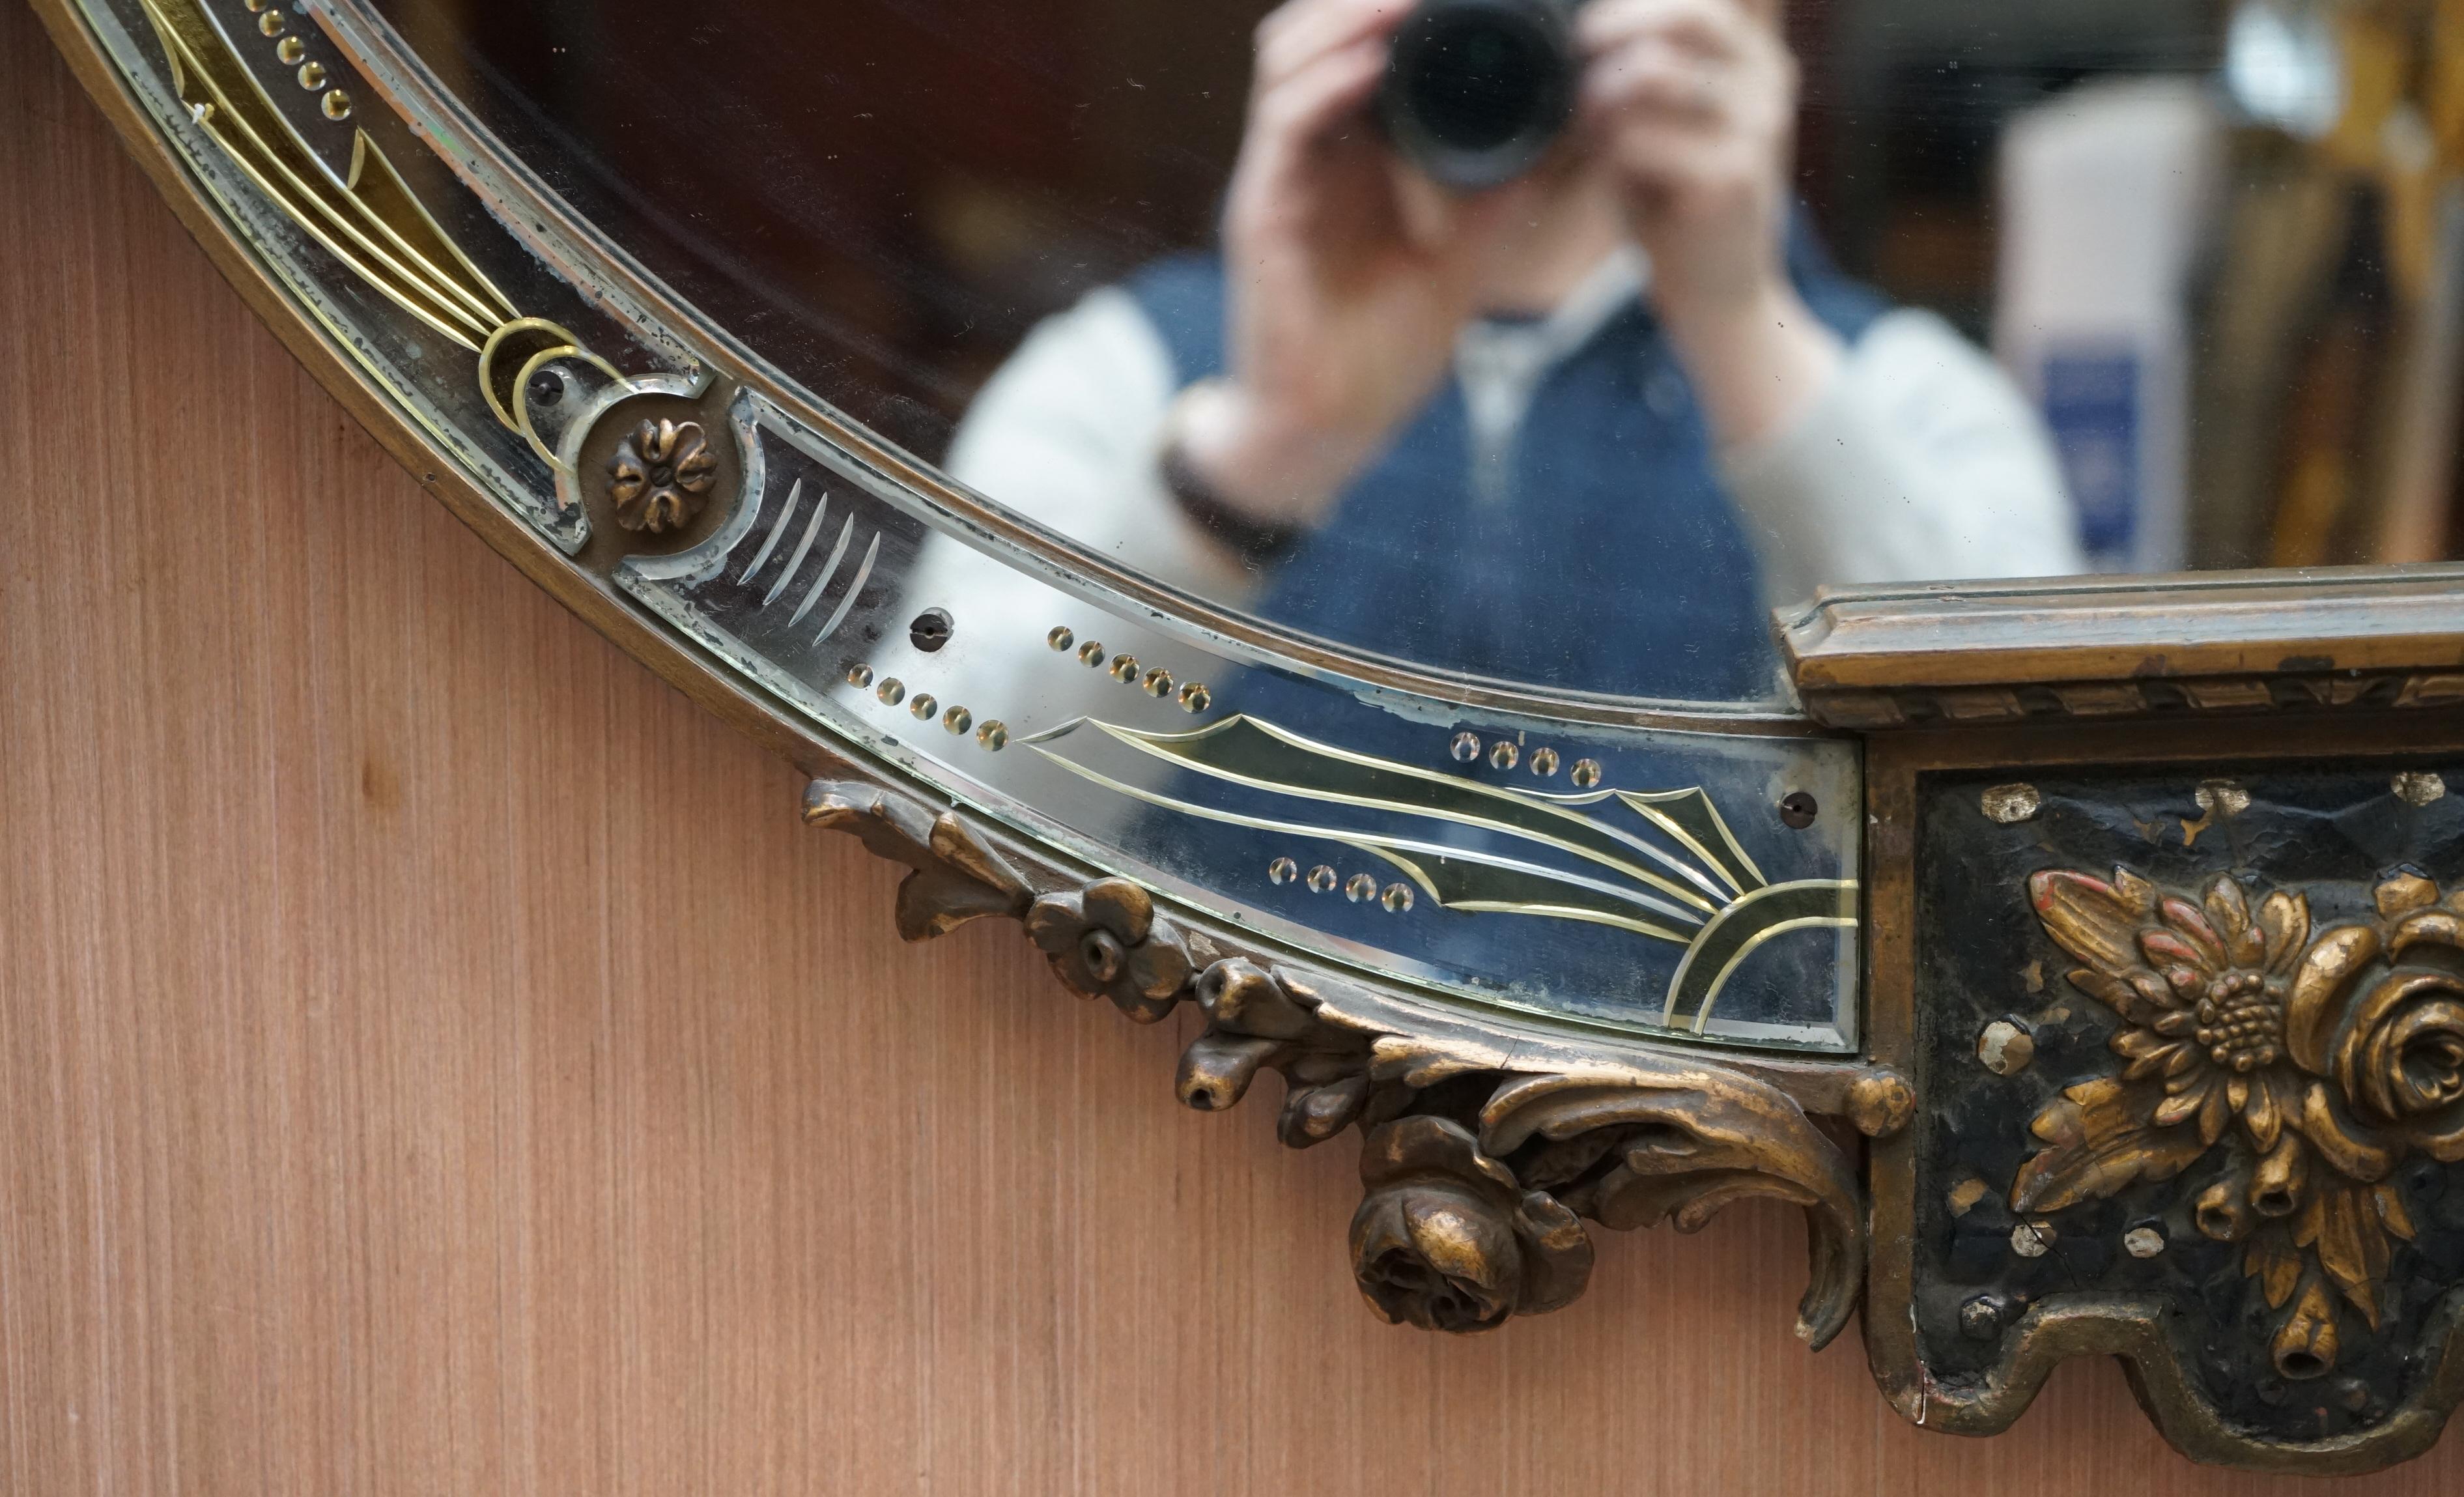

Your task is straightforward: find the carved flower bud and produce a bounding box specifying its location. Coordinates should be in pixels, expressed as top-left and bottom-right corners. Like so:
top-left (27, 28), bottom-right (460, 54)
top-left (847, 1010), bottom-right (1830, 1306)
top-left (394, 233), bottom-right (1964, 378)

top-left (1347, 1116), bottom-right (1593, 1333)
top-left (2194, 1158), bottom-right (2254, 1243)
top-left (1176, 1031), bottom-right (1281, 1111)
top-left (2249, 1132), bottom-right (2308, 1219)
top-left (1278, 1072), bottom-right (1372, 1147)
top-left (2273, 1276), bottom-right (2340, 1381)
top-left (1195, 957), bottom-right (1316, 1039)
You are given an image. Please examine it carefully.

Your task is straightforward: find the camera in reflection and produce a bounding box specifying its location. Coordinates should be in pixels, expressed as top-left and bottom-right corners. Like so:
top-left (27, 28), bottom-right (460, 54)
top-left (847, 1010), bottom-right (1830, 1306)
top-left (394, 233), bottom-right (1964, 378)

top-left (1378, 0), bottom-right (1587, 190)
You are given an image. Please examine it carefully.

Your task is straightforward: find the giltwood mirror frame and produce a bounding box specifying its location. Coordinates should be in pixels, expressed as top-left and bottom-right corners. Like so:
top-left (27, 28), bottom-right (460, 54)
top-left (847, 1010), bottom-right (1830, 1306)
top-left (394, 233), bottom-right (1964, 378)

top-left (32, 0), bottom-right (2464, 1472)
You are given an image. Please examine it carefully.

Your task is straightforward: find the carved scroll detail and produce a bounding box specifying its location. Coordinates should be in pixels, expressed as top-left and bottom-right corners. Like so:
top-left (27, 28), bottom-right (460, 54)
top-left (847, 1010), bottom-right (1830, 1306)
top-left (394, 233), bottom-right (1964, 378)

top-left (1480, 1072), bottom-right (1865, 1345)
top-left (803, 776), bottom-right (1865, 1341)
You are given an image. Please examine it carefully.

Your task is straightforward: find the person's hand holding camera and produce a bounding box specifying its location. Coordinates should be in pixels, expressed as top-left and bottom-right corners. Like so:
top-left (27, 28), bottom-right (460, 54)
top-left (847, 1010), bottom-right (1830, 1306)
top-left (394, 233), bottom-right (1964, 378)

top-left (1172, 0), bottom-right (1841, 535)
top-left (1576, 0), bottom-right (1843, 447)
top-left (1170, 0), bottom-right (1540, 530)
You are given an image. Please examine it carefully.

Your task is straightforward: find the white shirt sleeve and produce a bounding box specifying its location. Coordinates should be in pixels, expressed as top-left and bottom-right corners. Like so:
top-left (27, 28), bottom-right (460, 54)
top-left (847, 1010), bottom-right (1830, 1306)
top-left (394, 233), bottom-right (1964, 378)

top-left (933, 291), bottom-right (2085, 640)
top-left (1720, 307), bottom-right (2087, 606)
top-left (941, 285), bottom-right (1261, 605)
top-left (889, 289), bottom-right (1238, 789)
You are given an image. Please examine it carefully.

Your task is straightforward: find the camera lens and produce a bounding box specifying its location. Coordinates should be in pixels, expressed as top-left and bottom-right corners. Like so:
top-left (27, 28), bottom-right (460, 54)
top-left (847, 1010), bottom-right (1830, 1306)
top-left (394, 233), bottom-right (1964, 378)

top-left (1380, 0), bottom-right (1579, 190)
top-left (1407, 15), bottom-right (1555, 152)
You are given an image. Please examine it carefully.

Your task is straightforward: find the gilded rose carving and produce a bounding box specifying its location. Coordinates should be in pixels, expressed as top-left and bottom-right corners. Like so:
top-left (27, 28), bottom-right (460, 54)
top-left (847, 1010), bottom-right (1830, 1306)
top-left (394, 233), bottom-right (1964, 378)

top-left (2015, 865), bottom-right (2460, 1380)
top-left (2287, 873), bottom-right (2464, 1162)
top-left (1348, 1115), bottom-right (1594, 1333)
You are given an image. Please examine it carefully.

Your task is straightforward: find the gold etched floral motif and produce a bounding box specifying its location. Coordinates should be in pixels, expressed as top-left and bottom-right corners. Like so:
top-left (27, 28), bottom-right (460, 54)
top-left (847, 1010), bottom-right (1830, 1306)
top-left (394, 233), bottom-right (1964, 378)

top-left (2014, 866), bottom-right (2460, 1380)
top-left (608, 418), bottom-right (718, 534)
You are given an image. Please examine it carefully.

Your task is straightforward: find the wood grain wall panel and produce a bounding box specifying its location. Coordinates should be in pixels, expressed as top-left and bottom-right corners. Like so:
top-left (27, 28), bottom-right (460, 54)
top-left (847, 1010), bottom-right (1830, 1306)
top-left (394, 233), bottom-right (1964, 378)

top-left (5, 4), bottom-right (2462, 1490)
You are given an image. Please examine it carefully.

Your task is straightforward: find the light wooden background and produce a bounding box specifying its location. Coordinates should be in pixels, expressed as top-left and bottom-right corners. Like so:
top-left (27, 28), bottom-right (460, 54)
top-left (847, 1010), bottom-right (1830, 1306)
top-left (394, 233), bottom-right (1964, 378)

top-left (5, 7), bottom-right (2462, 1492)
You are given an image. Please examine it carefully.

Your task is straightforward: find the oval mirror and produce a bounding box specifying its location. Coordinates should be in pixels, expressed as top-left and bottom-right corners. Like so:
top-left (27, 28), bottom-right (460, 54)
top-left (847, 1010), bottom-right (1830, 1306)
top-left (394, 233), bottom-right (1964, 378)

top-left (37, 0), bottom-right (2464, 1471)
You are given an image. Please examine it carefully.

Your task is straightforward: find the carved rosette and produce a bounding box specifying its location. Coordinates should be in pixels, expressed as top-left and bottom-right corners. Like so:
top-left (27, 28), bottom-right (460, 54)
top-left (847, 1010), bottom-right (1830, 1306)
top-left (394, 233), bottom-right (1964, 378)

top-left (802, 777), bottom-right (1867, 1342)
top-left (1025, 879), bottom-right (1191, 1023)
top-left (2018, 866), bottom-right (2464, 1381)
top-left (608, 417), bottom-right (718, 534)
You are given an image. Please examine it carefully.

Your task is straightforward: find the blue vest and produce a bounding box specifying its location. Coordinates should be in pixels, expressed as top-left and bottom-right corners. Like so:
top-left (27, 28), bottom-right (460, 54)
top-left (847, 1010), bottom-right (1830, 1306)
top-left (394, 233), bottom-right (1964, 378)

top-left (1128, 226), bottom-right (1889, 701)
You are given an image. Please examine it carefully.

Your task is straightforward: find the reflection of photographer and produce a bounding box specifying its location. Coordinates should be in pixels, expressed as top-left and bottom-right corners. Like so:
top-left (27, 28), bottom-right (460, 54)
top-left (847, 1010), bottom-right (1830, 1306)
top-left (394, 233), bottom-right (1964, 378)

top-left (946, 0), bottom-right (2083, 699)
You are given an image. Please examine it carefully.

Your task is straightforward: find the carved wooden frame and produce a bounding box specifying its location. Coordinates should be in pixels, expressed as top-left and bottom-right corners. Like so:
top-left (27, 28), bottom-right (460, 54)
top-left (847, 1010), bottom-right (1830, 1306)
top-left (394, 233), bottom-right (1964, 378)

top-left (29, 0), bottom-right (2464, 1473)
top-left (1858, 714), bottom-right (2464, 1474)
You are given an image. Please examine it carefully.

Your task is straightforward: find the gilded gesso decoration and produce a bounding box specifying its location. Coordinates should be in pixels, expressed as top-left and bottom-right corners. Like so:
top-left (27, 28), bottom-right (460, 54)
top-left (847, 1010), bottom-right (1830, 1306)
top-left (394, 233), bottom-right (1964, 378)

top-left (1900, 765), bottom-right (2464, 1468)
top-left (802, 777), bottom-right (1867, 1343)
top-left (2017, 865), bottom-right (2464, 1380)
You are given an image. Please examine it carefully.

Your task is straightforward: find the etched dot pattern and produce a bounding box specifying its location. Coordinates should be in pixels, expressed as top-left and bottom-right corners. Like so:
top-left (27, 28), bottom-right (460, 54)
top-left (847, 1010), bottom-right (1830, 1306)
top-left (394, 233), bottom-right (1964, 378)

top-left (1275, 859), bottom-right (1413, 913)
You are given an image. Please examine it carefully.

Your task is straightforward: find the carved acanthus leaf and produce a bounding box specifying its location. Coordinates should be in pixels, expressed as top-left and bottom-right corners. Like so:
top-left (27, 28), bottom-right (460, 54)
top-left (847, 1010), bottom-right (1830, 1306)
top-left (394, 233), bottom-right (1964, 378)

top-left (802, 780), bottom-right (1028, 940)
top-left (2009, 1077), bottom-right (2210, 1214)
top-left (1478, 1070), bottom-right (1867, 1348)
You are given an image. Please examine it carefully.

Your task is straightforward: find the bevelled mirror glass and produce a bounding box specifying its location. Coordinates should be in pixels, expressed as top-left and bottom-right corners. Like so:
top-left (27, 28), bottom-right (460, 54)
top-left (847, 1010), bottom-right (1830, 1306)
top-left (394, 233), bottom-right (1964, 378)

top-left (375, 0), bottom-right (2457, 703)
top-left (79, 0), bottom-right (2462, 1060)
top-left (270, 0), bottom-right (2454, 1061)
